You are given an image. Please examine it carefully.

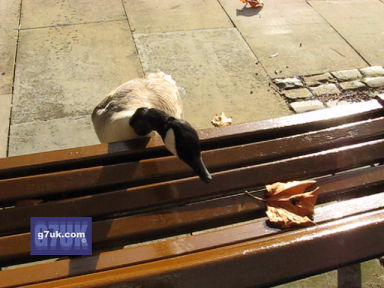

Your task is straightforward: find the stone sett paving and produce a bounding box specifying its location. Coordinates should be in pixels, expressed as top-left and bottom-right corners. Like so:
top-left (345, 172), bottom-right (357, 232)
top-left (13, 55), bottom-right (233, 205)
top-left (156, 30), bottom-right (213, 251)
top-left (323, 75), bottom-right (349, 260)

top-left (273, 66), bottom-right (384, 113)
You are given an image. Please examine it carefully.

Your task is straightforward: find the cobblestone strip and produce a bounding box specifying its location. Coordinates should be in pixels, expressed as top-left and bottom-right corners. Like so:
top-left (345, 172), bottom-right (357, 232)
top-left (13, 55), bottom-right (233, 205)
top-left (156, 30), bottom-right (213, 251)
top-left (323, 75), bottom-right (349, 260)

top-left (272, 66), bottom-right (384, 114)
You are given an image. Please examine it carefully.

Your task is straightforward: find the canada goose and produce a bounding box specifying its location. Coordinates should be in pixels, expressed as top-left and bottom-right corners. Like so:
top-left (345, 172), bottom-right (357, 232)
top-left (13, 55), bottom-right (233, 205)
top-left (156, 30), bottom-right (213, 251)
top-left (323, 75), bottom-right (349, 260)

top-left (92, 72), bottom-right (212, 183)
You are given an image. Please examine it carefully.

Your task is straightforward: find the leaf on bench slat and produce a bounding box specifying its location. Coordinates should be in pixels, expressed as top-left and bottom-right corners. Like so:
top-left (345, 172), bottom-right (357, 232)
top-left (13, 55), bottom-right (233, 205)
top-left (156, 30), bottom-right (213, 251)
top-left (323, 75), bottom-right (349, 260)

top-left (246, 180), bottom-right (320, 228)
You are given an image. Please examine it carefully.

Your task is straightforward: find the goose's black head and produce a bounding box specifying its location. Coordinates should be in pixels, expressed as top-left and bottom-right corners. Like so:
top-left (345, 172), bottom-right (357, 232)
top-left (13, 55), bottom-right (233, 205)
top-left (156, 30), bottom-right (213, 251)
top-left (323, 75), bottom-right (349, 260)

top-left (129, 108), bottom-right (212, 183)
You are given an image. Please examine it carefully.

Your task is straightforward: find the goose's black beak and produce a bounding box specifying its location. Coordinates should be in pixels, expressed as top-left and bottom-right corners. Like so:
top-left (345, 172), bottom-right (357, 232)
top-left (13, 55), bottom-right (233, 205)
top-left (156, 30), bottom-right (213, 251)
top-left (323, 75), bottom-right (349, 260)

top-left (190, 157), bottom-right (212, 183)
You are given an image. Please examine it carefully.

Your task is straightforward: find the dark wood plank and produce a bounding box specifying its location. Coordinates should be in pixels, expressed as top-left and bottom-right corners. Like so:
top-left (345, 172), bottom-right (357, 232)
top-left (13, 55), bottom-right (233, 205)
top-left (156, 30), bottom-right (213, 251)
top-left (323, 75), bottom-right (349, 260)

top-left (2, 164), bottom-right (384, 265)
top-left (2, 116), bottom-right (384, 203)
top-left (0, 138), bottom-right (166, 179)
top-left (3, 206), bottom-right (383, 288)
top-left (0, 195), bottom-right (264, 265)
top-left (1, 138), bottom-right (383, 235)
top-left (0, 100), bottom-right (382, 178)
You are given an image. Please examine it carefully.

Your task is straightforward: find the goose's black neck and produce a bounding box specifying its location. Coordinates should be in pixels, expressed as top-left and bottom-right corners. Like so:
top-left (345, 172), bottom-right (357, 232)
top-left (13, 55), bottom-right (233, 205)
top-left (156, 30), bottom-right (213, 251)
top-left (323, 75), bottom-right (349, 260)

top-left (129, 107), bottom-right (212, 183)
top-left (129, 107), bottom-right (174, 138)
top-left (144, 108), bottom-right (173, 138)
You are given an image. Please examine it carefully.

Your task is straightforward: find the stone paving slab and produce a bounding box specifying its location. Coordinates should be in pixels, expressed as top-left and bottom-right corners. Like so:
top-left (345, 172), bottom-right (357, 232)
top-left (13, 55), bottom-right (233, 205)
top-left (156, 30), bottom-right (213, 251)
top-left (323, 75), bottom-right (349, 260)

top-left (12, 21), bottom-right (143, 125)
top-left (360, 66), bottom-right (384, 77)
top-left (218, 0), bottom-right (366, 77)
top-left (303, 73), bottom-right (334, 87)
top-left (8, 115), bottom-right (99, 156)
top-left (134, 28), bottom-right (291, 129)
top-left (0, 94), bottom-right (12, 157)
top-left (276, 267), bottom-right (337, 287)
top-left (284, 88), bottom-right (312, 100)
top-left (309, 0), bottom-right (384, 66)
top-left (363, 77), bottom-right (384, 88)
top-left (339, 80), bottom-right (366, 91)
top-left (331, 69), bottom-right (362, 81)
top-left (0, 0), bottom-right (20, 28)
top-left (310, 83), bottom-right (340, 96)
top-left (123, 0), bottom-right (233, 33)
top-left (275, 259), bottom-right (384, 288)
top-left (0, 0), bottom-right (20, 94)
top-left (0, 29), bottom-right (18, 95)
top-left (21, 0), bottom-right (126, 29)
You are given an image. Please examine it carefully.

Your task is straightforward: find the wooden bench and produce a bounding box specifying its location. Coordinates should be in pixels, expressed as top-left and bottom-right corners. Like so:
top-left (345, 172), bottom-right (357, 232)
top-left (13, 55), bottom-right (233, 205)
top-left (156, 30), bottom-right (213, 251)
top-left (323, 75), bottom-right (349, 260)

top-left (1, 99), bottom-right (384, 288)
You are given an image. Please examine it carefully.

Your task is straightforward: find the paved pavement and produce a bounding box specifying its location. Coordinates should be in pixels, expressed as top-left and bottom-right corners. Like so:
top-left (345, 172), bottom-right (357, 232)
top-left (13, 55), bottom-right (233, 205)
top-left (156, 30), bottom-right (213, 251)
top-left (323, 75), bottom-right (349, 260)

top-left (1, 0), bottom-right (384, 285)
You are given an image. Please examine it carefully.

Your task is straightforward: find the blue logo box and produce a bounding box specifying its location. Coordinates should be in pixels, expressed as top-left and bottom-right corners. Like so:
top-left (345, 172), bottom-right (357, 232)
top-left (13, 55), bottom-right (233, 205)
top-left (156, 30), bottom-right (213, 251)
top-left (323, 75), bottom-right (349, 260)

top-left (30, 217), bottom-right (92, 255)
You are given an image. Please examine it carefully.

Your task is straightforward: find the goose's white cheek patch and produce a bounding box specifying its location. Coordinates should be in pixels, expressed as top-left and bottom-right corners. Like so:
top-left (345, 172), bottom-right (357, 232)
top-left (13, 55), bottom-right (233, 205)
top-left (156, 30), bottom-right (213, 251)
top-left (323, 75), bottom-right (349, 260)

top-left (164, 128), bottom-right (177, 156)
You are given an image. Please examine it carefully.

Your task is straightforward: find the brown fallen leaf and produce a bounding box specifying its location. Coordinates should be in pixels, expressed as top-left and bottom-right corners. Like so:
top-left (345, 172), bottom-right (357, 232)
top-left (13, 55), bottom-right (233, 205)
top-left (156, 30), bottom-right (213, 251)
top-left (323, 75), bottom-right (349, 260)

top-left (241, 0), bottom-right (264, 8)
top-left (245, 180), bottom-right (319, 229)
top-left (211, 112), bottom-right (232, 127)
top-left (266, 206), bottom-right (315, 228)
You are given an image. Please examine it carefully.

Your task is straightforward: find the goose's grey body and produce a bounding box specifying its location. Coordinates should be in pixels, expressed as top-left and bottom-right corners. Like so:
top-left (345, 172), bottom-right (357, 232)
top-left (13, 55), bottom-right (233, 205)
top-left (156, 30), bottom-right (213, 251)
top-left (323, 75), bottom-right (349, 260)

top-left (91, 72), bottom-right (212, 183)
top-left (92, 72), bottom-right (183, 143)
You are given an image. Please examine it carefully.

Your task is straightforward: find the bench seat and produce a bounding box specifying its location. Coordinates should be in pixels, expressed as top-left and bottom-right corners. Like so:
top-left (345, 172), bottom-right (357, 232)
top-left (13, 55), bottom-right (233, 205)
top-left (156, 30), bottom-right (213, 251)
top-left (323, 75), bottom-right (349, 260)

top-left (0, 100), bottom-right (384, 288)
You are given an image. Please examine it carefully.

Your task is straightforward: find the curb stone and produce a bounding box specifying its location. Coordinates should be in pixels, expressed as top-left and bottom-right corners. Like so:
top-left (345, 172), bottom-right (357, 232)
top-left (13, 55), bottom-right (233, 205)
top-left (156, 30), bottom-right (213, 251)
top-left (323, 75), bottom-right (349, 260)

top-left (290, 100), bottom-right (325, 113)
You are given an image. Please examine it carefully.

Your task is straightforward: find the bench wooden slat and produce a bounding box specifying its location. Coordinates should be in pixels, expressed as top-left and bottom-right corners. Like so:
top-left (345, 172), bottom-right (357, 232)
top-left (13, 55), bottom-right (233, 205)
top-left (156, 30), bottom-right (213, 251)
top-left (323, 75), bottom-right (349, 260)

top-left (5, 206), bottom-right (383, 288)
top-left (2, 116), bottom-right (384, 203)
top-left (1, 138), bottom-right (383, 235)
top-left (0, 138), bottom-right (166, 179)
top-left (1, 162), bottom-right (384, 265)
top-left (0, 100), bottom-right (381, 178)
top-left (0, 219), bottom-right (272, 288)
top-left (0, 194), bottom-right (264, 265)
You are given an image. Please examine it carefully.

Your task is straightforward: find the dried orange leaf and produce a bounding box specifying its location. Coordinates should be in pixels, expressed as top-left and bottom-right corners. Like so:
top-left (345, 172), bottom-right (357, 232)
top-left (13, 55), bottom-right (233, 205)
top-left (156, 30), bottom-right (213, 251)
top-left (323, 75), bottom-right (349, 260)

top-left (264, 180), bottom-right (319, 228)
top-left (241, 0), bottom-right (264, 8)
top-left (244, 180), bottom-right (319, 229)
top-left (267, 188), bottom-right (320, 217)
top-left (266, 206), bottom-right (315, 229)
top-left (265, 180), bottom-right (317, 197)
top-left (211, 112), bottom-right (232, 127)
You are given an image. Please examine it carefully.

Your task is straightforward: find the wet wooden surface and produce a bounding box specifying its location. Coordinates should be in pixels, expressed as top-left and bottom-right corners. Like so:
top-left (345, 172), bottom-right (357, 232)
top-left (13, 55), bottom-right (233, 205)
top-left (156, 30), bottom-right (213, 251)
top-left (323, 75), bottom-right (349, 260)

top-left (1, 116), bottom-right (384, 202)
top-left (4, 209), bottom-right (383, 288)
top-left (0, 100), bottom-right (382, 178)
top-left (1, 164), bottom-right (384, 266)
top-left (1, 185), bottom-right (384, 287)
top-left (1, 138), bottom-right (383, 235)
top-left (1, 100), bottom-right (384, 288)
